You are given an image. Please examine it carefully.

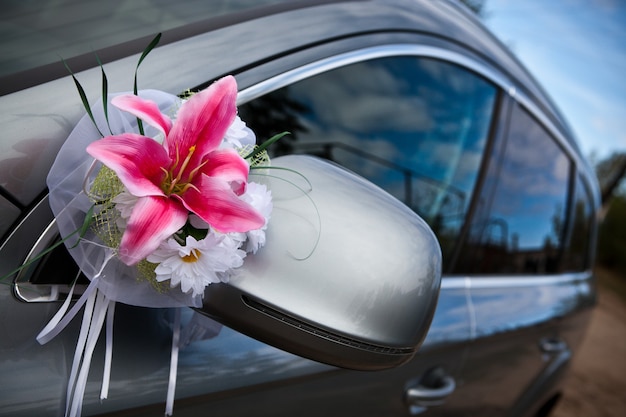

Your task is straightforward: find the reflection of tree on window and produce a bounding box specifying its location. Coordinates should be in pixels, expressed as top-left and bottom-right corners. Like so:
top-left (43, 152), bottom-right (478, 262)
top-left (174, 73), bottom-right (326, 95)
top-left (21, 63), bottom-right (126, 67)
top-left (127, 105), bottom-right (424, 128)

top-left (239, 56), bottom-right (496, 271)
top-left (562, 176), bottom-right (594, 271)
top-left (455, 103), bottom-right (572, 275)
top-left (239, 87), bottom-right (310, 155)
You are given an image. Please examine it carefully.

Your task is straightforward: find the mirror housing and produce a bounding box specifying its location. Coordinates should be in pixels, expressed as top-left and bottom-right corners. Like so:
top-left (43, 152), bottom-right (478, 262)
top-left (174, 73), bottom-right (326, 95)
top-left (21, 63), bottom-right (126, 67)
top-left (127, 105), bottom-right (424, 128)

top-left (200, 155), bottom-right (441, 370)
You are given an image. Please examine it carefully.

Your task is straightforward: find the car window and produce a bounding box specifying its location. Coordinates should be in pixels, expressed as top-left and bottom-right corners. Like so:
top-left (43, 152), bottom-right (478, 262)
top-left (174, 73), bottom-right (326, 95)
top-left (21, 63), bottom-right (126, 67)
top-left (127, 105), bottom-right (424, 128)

top-left (239, 56), bottom-right (498, 268)
top-left (561, 174), bottom-right (595, 271)
top-left (455, 102), bottom-right (572, 274)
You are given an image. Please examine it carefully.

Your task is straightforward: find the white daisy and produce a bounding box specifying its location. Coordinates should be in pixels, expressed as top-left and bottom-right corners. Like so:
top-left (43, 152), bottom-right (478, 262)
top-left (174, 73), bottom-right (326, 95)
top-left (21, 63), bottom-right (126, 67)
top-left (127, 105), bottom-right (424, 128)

top-left (239, 182), bottom-right (273, 253)
top-left (147, 234), bottom-right (246, 297)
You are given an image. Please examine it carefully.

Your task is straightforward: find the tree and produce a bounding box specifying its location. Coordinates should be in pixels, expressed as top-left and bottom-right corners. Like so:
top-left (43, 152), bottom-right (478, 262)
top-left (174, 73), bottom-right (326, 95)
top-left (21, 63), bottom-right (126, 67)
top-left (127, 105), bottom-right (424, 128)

top-left (595, 152), bottom-right (626, 276)
top-left (458, 0), bottom-right (486, 16)
top-left (595, 152), bottom-right (626, 205)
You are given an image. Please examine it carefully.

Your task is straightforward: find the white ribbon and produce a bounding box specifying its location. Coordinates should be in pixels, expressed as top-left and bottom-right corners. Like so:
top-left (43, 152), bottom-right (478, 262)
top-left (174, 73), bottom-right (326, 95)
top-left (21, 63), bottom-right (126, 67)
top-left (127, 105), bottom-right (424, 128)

top-left (65, 285), bottom-right (98, 417)
top-left (36, 252), bottom-right (117, 417)
top-left (101, 299), bottom-right (116, 400)
top-left (166, 308), bottom-right (182, 416)
top-left (37, 251), bottom-right (115, 345)
top-left (36, 251), bottom-right (189, 417)
top-left (67, 290), bottom-right (111, 417)
top-left (36, 278), bottom-right (98, 345)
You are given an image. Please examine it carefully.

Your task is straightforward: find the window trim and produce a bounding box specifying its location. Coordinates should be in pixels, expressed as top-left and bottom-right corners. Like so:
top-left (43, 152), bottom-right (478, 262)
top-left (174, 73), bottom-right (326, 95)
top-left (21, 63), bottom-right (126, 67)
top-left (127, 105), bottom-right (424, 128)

top-left (237, 44), bottom-right (584, 176)
top-left (236, 43), bottom-right (597, 280)
top-left (441, 271), bottom-right (593, 290)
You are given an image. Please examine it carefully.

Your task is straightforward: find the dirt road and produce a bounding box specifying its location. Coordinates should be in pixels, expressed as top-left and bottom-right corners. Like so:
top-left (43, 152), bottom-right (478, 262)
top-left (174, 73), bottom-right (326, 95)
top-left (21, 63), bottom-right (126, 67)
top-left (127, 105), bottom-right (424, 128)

top-left (552, 268), bottom-right (626, 417)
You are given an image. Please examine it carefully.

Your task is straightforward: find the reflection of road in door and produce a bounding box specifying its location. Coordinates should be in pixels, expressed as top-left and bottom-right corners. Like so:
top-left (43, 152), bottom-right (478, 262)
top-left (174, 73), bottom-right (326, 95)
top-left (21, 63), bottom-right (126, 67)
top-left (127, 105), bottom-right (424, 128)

top-left (553, 268), bottom-right (626, 417)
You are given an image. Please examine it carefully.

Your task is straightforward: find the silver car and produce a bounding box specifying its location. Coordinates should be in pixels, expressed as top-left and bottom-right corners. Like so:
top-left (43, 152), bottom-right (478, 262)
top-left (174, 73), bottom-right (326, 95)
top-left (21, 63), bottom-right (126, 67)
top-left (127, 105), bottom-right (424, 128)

top-left (0, 1), bottom-right (599, 416)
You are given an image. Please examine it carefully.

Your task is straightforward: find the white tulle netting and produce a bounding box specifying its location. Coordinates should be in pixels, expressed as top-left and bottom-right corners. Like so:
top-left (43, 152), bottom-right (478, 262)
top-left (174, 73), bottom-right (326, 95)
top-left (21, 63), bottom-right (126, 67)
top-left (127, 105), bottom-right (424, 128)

top-left (47, 90), bottom-right (201, 308)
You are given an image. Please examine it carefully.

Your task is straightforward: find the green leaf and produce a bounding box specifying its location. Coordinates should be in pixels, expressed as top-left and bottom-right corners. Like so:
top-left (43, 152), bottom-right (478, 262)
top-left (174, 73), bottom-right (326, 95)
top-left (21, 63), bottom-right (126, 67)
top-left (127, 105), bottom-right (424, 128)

top-left (135, 33), bottom-right (162, 82)
top-left (95, 53), bottom-right (113, 135)
top-left (74, 205), bottom-right (96, 246)
top-left (133, 33), bottom-right (162, 135)
top-left (244, 131), bottom-right (290, 160)
top-left (63, 59), bottom-right (105, 138)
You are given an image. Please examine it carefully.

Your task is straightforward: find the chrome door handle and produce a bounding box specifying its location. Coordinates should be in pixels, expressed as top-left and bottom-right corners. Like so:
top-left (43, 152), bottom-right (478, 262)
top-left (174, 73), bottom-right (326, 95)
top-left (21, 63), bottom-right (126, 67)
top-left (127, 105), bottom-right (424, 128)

top-left (405, 367), bottom-right (456, 407)
top-left (540, 337), bottom-right (568, 354)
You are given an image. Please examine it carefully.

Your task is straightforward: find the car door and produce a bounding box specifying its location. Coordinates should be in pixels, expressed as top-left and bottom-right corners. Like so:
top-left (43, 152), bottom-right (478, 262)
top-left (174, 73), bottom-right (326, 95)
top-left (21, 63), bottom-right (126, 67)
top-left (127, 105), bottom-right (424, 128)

top-left (450, 100), bottom-right (597, 417)
top-left (0, 40), bottom-right (485, 416)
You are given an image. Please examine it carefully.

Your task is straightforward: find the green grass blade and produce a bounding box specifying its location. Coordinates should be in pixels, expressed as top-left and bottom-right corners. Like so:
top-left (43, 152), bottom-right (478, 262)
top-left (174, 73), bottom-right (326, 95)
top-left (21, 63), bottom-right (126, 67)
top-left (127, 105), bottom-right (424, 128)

top-left (133, 33), bottom-right (162, 135)
top-left (249, 170), bottom-right (319, 260)
top-left (63, 59), bottom-right (105, 138)
top-left (244, 131), bottom-right (290, 160)
top-left (249, 165), bottom-right (312, 191)
top-left (95, 54), bottom-right (113, 135)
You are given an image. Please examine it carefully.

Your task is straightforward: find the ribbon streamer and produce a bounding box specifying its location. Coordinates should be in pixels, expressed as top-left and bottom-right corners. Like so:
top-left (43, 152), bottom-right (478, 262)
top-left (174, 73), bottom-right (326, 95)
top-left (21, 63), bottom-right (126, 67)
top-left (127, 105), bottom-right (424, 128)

top-left (166, 308), bottom-right (182, 416)
top-left (101, 300), bottom-right (116, 400)
top-left (36, 252), bottom-right (117, 417)
top-left (68, 291), bottom-right (111, 417)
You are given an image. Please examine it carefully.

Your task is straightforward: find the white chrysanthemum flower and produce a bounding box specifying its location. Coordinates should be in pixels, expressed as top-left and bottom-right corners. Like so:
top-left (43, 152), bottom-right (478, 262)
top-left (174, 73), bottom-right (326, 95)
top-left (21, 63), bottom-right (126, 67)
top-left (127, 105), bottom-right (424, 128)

top-left (147, 234), bottom-right (246, 297)
top-left (112, 189), bottom-right (138, 230)
top-left (222, 115), bottom-right (256, 149)
top-left (239, 182), bottom-right (273, 253)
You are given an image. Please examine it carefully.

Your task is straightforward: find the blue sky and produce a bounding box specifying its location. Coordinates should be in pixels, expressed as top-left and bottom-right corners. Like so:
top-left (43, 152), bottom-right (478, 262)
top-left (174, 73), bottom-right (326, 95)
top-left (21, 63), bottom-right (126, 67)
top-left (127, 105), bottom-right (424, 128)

top-left (481, 0), bottom-right (626, 161)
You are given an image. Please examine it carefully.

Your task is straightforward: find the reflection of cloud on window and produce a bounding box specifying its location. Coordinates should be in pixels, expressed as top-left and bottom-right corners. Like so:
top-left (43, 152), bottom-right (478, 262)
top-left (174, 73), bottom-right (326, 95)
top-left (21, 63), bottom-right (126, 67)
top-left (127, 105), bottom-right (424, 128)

top-left (459, 102), bottom-right (571, 273)
top-left (301, 63), bottom-right (433, 133)
top-left (340, 96), bottom-right (432, 133)
top-left (553, 152), bottom-right (569, 181)
top-left (240, 55), bottom-right (497, 272)
top-left (455, 150), bottom-right (484, 188)
top-left (417, 58), bottom-right (482, 95)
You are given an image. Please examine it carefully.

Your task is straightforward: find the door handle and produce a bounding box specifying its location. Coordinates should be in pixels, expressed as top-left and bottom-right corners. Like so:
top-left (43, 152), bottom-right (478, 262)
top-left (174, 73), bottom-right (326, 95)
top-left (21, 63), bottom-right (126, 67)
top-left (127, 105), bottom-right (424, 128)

top-left (405, 367), bottom-right (456, 407)
top-left (540, 337), bottom-right (568, 354)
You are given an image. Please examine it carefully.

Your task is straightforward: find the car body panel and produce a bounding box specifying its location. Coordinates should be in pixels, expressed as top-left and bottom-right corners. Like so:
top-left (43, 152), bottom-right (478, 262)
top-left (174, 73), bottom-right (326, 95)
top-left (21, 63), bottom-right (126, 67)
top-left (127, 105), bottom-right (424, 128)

top-left (0, 0), bottom-right (586, 206)
top-left (0, 1), bottom-right (599, 416)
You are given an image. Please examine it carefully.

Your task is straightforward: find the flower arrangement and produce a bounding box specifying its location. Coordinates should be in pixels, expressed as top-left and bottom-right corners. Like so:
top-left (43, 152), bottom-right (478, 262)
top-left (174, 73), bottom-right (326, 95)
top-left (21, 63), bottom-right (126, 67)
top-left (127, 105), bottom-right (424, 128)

top-left (84, 74), bottom-right (273, 296)
top-left (22, 34), bottom-right (288, 417)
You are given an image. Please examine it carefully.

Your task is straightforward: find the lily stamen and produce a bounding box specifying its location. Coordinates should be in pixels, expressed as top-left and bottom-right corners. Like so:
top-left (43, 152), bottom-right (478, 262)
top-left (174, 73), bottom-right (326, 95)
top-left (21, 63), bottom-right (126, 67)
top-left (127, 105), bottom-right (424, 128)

top-left (85, 75), bottom-right (264, 266)
top-left (174, 145), bottom-right (196, 185)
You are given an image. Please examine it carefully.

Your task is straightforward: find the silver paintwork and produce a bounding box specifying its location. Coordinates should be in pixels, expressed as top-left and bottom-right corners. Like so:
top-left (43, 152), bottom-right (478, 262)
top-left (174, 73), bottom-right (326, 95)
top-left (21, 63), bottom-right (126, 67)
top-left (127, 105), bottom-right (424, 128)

top-left (0, 0), bottom-right (600, 415)
top-left (201, 155), bottom-right (442, 368)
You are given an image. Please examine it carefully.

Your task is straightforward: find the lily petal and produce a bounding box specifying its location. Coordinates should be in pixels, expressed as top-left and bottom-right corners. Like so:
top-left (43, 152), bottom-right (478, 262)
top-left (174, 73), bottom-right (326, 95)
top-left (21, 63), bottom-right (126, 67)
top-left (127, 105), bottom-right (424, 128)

top-left (200, 148), bottom-right (250, 192)
top-left (180, 174), bottom-right (264, 233)
top-left (86, 133), bottom-right (170, 197)
top-left (119, 196), bottom-right (188, 265)
top-left (167, 76), bottom-right (237, 174)
top-left (111, 95), bottom-right (172, 136)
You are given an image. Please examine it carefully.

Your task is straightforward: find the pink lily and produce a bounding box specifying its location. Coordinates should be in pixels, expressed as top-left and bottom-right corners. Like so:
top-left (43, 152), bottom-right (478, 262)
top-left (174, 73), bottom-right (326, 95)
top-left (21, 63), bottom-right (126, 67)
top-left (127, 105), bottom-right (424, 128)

top-left (86, 76), bottom-right (264, 266)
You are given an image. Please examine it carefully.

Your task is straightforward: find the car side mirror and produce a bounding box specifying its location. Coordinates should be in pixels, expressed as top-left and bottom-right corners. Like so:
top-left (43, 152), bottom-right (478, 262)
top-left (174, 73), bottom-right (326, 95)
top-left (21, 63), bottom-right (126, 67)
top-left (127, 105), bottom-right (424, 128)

top-left (200, 155), bottom-right (442, 370)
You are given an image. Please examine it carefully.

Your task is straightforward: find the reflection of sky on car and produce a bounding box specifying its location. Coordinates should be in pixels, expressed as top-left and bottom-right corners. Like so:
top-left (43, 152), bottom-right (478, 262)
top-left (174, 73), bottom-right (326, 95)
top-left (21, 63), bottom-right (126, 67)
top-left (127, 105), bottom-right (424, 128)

top-left (286, 57), bottom-right (495, 223)
top-left (470, 279), bottom-right (583, 336)
top-left (483, 0), bottom-right (626, 159)
top-left (487, 105), bottom-right (570, 249)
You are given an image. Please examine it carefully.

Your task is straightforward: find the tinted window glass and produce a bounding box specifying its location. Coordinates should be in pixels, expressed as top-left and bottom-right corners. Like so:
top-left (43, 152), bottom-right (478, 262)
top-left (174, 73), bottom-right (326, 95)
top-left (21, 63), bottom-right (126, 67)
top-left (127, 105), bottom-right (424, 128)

top-left (562, 175), bottom-right (594, 271)
top-left (456, 103), bottom-right (571, 274)
top-left (240, 56), bottom-right (497, 268)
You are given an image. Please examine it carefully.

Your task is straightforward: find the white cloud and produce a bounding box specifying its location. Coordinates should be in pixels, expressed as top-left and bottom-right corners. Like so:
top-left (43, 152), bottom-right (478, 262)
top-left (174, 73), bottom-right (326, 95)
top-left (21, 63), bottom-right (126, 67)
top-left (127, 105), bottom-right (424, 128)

top-left (484, 0), bottom-right (626, 158)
